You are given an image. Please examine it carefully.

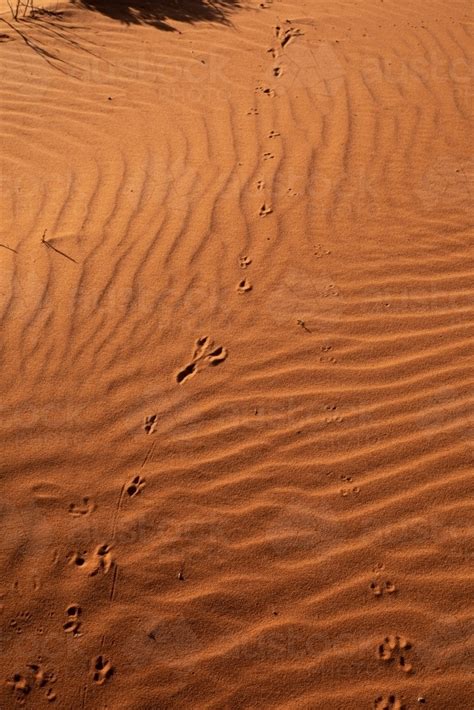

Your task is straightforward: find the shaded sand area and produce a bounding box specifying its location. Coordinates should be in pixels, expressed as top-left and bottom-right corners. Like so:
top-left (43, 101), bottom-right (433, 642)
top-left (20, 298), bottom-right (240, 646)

top-left (0, 0), bottom-right (473, 707)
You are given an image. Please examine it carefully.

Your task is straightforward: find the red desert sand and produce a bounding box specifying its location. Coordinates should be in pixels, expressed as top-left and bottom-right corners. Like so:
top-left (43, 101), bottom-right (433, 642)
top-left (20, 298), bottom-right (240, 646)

top-left (0, 0), bottom-right (472, 707)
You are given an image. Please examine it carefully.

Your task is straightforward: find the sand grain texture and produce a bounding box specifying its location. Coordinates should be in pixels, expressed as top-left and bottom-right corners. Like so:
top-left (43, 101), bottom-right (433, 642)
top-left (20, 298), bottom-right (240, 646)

top-left (0, 0), bottom-right (473, 707)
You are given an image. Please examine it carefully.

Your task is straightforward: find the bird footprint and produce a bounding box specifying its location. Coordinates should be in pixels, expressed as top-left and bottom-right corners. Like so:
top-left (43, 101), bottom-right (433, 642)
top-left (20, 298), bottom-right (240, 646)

top-left (92, 656), bottom-right (113, 685)
top-left (126, 475), bottom-right (146, 498)
top-left (177, 337), bottom-right (228, 384)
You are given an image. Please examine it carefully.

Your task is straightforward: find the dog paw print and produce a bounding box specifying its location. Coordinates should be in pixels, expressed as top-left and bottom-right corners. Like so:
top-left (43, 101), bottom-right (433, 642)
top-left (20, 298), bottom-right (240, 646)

top-left (374, 695), bottom-right (404, 710)
top-left (63, 605), bottom-right (81, 637)
top-left (92, 656), bottom-right (113, 685)
top-left (377, 635), bottom-right (413, 673)
top-left (126, 475), bottom-right (146, 498)
top-left (68, 497), bottom-right (94, 517)
top-left (237, 279), bottom-right (252, 294)
top-left (370, 580), bottom-right (396, 597)
top-left (247, 107), bottom-right (259, 115)
top-left (143, 414), bottom-right (157, 435)
top-left (176, 337), bottom-right (228, 384)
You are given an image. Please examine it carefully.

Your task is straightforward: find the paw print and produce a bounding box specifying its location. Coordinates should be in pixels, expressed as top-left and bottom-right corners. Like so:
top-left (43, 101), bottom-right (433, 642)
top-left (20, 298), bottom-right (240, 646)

top-left (340, 486), bottom-right (360, 497)
top-left (314, 244), bottom-right (331, 258)
top-left (68, 497), bottom-right (94, 517)
top-left (324, 404), bottom-right (343, 424)
top-left (370, 580), bottom-right (396, 597)
top-left (377, 635), bottom-right (413, 673)
top-left (374, 695), bottom-right (404, 710)
top-left (7, 664), bottom-right (57, 704)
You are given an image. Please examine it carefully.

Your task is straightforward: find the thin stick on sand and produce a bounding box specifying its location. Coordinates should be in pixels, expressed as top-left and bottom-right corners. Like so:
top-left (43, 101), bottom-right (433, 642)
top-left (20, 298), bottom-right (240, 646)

top-left (41, 229), bottom-right (78, 263)
top-left (0, 243), bottom-right (17, 253)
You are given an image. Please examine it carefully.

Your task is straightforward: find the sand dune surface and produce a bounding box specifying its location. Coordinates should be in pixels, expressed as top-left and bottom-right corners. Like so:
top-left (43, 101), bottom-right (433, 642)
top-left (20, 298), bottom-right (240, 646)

top-left (0, 0), bottom-right (472, 707)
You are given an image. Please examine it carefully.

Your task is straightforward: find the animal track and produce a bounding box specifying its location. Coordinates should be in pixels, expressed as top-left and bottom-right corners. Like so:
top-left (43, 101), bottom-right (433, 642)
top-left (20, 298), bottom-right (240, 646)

top-left (320, 343), bottom-right (337, 361)
top-left (255, 85), bottom-right (274, 97)
top-left (374, 696), bottom-right (404, 710)
top-left (126, 475), bottom-right (146, 497)
top-left (263, 152), bottom-right (274, 160)
top-left (259, 203), bottom-right (273, 217)
top-left (7, 664), bottom-right (57, 704)
top-left (176, 337), bottom-right (228, 384)
top-left (324, 404), bottom-right (343, 424)
top-left (193, 335), bottom-right (212, 359)
top-left (9, 610), bottom-right (32, 635)
top-left (239, 255), bottom-right (252, 269)
top-left (92, 655), bottom-right (113, 685)
top-left (370, 580), bottom-right (396, 597)
top-left (237, 279), bottom-right (252, 294)
top-left (377, 635), bottom-right (413, 673)
top-left (323, 283), bottom-right (340, 298)
top-left (268, 130), bottom-right (280, 138)
top-left (339, 476), bottom-right (360, 497)
top-left (68, 497), bottom-right (94, 517)
top-left (70, 544), bottom-right (114, 576)
top-left (89, 544), bottom-right (113, 576)
top-left (247, 107), bottom-right (259, 115)
top-left (314, 244), bottom-right (331, 258)
top-left (63, 604), bottom-right (81, 636)
top-left (207, 345), bottom-right (227, 366)
top-left (340, 486), bottom-right (360, 496)
top-left (176, 362), bottom-right (196, 384)
top-left (275, 23), bottom-right (303, 49)
top-left (143, 414), bottom-right (157, 435)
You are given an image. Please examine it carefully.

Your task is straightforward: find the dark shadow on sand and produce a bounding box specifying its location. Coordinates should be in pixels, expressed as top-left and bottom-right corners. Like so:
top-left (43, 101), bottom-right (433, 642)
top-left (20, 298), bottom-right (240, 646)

top-left (74, 0), bottom-right (240, 31)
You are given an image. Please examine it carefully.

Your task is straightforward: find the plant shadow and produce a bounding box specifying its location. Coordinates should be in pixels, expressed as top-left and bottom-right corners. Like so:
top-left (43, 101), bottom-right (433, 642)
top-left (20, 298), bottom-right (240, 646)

top-left (74, 0), bottom-right (240, 31)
